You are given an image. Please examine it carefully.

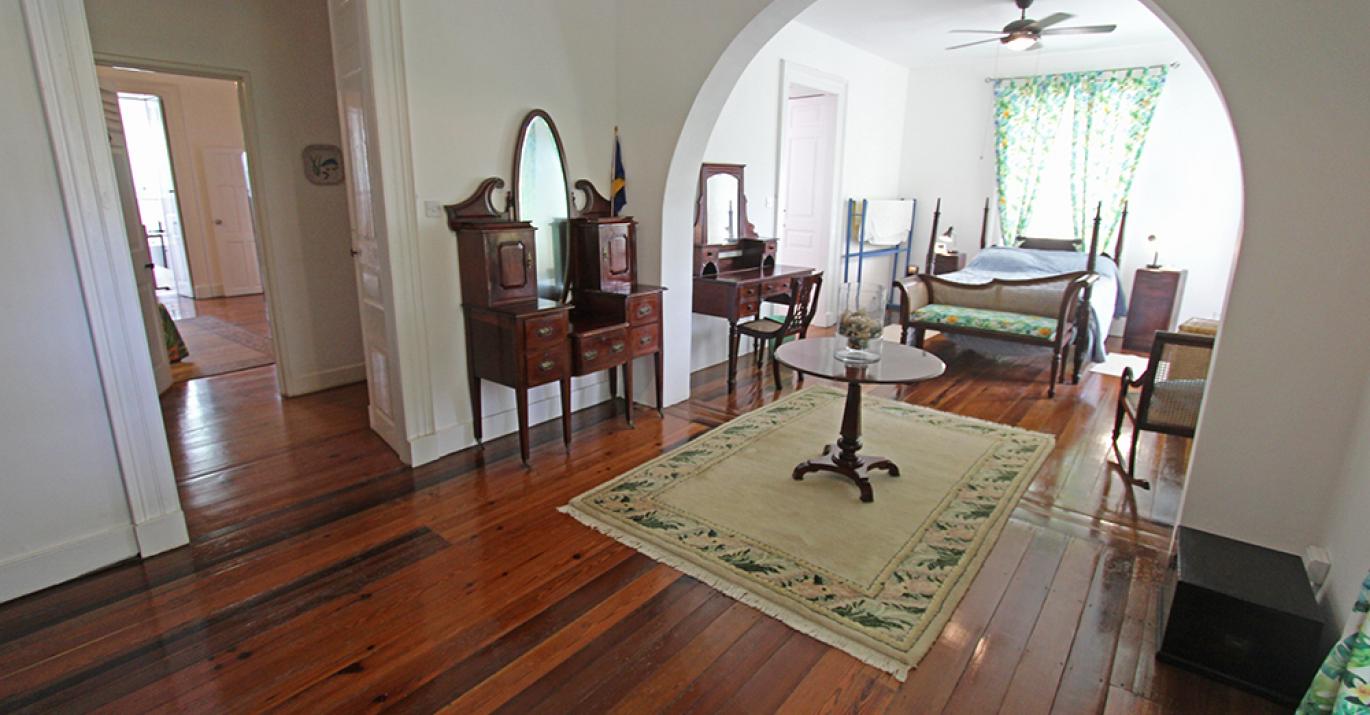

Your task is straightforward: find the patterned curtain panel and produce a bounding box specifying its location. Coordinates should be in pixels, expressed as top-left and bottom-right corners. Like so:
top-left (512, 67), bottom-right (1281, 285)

top-left (1069, 66), bottom-right (1169, 253)
top-left (994, 75), bottom-right (1072, 242)
top-left (1299, 572), bottom-right (1370, 714)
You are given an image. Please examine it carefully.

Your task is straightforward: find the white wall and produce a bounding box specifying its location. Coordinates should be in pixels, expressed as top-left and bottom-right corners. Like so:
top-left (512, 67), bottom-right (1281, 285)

top-left (691, 21), bottom-right (910, 371)
top-left (85, 0), bottom-right (364, 396)
top-left (1318, 372), bottom-right (1370, 636)
top-left (97, 66), bottom-right (250, 299)
top-left (0, 0), bottom-right (138, 603)
top-left (897, 41), bottom-right (1242, 333)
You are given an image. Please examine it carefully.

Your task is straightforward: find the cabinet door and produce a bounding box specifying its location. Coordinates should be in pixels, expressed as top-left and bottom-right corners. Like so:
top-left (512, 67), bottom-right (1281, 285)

top-left (487, 230), bottom-right (536, 303)
top-left (605, 231), bottom-right (630, 277)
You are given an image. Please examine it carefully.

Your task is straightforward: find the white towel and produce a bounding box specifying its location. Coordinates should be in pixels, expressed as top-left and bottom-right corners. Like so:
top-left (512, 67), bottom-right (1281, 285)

top-left (864, 200), bottom-right (914, 246)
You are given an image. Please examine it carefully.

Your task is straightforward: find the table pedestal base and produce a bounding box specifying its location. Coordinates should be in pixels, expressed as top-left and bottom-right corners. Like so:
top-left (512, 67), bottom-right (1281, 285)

top-left (792, 444), bottom-right (900, 503)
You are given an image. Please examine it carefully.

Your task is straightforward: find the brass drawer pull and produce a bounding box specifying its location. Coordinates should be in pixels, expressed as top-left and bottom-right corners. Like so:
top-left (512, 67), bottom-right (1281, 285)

top-left (610, 342), bottom-right (625, 354)
top-left (539, 359), bottom-right (555, 372)
top-left (583, 350), bottom-right (599, 361)
top-left (639, 335), bottom-right (653, 346)
top-left (636, 304), bottom-right (652, 316)
top-left (535, 325), bottom-right (554, 337)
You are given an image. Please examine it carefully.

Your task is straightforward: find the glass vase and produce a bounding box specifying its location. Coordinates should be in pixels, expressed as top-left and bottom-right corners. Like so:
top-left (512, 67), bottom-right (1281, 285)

top-left (835, 282), bottom-right (887, 364)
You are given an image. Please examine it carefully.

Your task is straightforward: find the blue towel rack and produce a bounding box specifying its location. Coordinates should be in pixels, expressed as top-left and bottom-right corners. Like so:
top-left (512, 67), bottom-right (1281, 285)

top-left (841, 198), bottom-right (917, 309)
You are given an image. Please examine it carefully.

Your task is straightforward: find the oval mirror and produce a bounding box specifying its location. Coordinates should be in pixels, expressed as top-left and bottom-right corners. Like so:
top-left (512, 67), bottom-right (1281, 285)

top-left (706, 173), bottom-right (740, 244)
top-left (512, 110), bottom-right (572, 302)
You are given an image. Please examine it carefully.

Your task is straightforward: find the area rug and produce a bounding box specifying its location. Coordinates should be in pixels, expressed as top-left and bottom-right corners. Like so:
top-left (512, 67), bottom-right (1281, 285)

top-left (560, 386), bottom-right (1054, 680)
top-left (170, 314), bottom-right (275, 382)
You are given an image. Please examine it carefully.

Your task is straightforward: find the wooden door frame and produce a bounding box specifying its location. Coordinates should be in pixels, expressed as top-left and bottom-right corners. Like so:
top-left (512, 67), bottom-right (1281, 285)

top-left (21, 0), bottom-right (186, 556)
top-left (774, 60), bottom-right (846, 325)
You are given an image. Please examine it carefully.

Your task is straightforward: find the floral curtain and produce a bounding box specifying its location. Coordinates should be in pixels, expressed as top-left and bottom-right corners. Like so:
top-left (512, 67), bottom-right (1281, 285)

top-left (994, 74), bottom-right (1072, 242)
top-left (1299, 572), bottom-right (1370, 714)
top-left (1069, 67), bottom-right (1168, 253)
top-left (994, 66), bottom-right (1168, 253)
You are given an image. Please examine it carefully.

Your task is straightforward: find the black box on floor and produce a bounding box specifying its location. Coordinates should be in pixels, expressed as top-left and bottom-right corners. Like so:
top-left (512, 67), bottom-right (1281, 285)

top-left (1157, 527), bottom-right (1325, 706)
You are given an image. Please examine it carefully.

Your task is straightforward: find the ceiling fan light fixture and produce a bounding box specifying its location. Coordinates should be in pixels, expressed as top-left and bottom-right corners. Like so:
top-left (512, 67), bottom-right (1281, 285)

top-left (1003, 33), bottom-right (1038, 51)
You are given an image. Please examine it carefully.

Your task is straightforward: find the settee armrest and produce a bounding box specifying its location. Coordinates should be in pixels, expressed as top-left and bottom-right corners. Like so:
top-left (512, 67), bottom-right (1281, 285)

top-left (893, 274), bottom-right (930, 329)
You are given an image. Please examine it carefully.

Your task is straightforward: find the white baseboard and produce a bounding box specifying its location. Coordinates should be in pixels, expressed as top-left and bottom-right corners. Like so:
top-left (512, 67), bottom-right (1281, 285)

top-left (286, 362), bottom-right (367, 396)
top-left (132, 510), bottom-right (189, 556)
top-left (192, 282), bottom-right (223, 298)
top-left (0, 524), bottom-right (139, 604)
top-left (407, 378), bottom-right (614, 466)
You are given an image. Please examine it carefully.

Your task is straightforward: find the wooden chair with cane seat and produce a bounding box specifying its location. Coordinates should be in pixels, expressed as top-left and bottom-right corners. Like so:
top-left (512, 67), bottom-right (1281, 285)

top-left (1111, 330), bottom-right (1216, 488)
top-left (733, 273), bottom-right (823, 390)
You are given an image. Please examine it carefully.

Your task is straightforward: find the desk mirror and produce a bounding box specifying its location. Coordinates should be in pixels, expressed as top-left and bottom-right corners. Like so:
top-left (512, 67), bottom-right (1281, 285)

top-left (695, 163), bottom-right (752, 245)
top-left (512, 110), bottom-right (573, 302)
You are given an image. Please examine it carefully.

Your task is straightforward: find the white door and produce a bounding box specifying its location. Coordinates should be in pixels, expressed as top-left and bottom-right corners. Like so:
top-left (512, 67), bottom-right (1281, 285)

top-left (103, 88), bottom-right (173, 393)
top-left (202, 147), bottom-right (263, 296)
top-left (778, 92), bottom-right (838, 323)
top-left (328, 0), bottom-right (405, 455)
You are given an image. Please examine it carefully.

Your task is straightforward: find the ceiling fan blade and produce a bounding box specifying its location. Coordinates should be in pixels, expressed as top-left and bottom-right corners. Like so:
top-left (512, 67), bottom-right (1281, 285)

top-left (1034, 12), bottom-right (1074, 29)
top-left (1040, 24), bottom-right (1118, 35)
top-left (946, 37), bottom-right (1003, 50)
top-left (949, 29), bottom-right (1008, 34)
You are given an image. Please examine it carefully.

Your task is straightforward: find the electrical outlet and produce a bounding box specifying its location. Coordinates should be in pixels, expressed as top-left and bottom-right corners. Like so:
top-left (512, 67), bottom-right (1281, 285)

top-left (423, 200), bottom-right (443, 218)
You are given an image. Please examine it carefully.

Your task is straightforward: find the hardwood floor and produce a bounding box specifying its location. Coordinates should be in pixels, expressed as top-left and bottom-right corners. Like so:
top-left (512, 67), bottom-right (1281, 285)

top-left (0, 336), bottom-right (1283, 713)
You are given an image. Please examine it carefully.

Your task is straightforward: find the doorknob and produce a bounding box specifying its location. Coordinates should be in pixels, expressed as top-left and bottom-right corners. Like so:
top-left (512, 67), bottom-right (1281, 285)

top-left (214, 219), bottom-right (224, 225)
top-left (350, 249), bottom-right (360, 257)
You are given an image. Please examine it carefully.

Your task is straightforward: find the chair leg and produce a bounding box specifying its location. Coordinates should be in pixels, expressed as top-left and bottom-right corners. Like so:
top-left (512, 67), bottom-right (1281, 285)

top-left (1112, 395), bottom-right (1126, 442)
top-left (1048, 349), bottom-right (1060, 398)
top-left (913, 328), bottom-right (925, 349)
top-left (1128, 422), bottom-right (1142, 478)
top-left (754, 336), bottom-right (763, 366)
top-left (770, 338), bottom-right (781, 389)
top-left (900, 325), bottom-right (910, 346)
top-left (727, 325), bottom-right (739, 392)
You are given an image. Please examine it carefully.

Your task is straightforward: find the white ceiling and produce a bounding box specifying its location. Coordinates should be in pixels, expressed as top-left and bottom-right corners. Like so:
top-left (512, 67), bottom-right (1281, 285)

top-left (797, 0), bottom-right (1179, 69)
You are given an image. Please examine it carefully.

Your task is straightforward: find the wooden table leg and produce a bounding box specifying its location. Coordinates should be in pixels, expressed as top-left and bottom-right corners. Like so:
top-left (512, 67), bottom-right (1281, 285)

top-left (516, 387), bottom-right (530, 465)
top-left (653, 351), bottom-right (663, 417)
top-left (727, 322), bottom-right (740, 392)
top-left (469, 375), bottom-right (483, 443)
top-left (623, 359), bottom-right (635, 427)
top-left (608, 367), bottom-right (618, 400)
top-left (791, 381), bottom-right (900, 502)
top-left (560, 377), bottom-right (572, 450)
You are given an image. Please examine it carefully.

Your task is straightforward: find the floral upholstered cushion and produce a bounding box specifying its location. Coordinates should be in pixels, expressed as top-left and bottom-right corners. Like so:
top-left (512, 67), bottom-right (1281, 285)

top-left (911, 304), bottom-right (1057, 340)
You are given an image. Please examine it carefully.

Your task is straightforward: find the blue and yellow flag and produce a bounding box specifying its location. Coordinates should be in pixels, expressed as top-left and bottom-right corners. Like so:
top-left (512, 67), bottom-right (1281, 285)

top-left (611, 128), bottom-right (627, 216)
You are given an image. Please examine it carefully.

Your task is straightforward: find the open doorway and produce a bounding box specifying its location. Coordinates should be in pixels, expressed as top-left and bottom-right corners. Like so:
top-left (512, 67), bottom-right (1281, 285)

top-left (99, 66), bottom-right (274, 386)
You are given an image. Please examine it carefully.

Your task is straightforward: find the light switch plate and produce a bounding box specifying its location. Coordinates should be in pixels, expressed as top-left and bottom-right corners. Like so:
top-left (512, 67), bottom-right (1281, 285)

top-left (423, 200), bottom-right (443, 218)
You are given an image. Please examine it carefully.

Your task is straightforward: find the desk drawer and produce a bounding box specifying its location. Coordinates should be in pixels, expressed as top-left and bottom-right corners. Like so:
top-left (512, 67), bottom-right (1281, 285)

top-left (630, 323), bottom-right (661, 357)
top-left (573, 328), bottom-right (629, 374)
top-left (523, 313), bottom-right (567, 350)
top-left (626, 292), bottom-right (661, 326)
top-left (736, 299), bottom-right (759, 318)
top-left (739, 283), bottom-right (761, 301)
top-left (524, 348), bottom-right (568, 386)
top-left (762, 279), bottom-right (792, 300)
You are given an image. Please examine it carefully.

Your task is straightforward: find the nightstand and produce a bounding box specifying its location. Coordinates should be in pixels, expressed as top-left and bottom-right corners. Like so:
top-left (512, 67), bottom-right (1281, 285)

top-left (1123, 267), bottom-right (1187, 352)
top-left (931, 251), bottom-right (966, 275)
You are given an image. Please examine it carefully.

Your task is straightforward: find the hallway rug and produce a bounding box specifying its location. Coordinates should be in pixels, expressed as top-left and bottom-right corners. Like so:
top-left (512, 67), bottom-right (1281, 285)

top-left (171, 314), bottom-right (275, 382)
top-left (561, 386), bottom-right (1054, 680)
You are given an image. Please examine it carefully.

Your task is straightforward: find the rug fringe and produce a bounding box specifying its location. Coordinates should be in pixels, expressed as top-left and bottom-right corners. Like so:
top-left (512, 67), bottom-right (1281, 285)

top-left (557, 504), bottom-right (913, 682)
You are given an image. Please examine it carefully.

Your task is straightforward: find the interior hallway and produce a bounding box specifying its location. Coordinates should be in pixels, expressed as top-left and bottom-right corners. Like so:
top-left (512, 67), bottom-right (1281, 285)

top-left (157, 293), bottom-right (274, 382)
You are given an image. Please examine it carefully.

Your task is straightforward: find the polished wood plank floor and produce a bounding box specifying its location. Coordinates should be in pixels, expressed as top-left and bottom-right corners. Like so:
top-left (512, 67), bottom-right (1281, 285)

top-left (0, 336), bottom-right (1282, 713)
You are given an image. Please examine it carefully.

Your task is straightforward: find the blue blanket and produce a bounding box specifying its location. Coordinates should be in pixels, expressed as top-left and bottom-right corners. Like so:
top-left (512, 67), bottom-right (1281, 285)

top-left (938, 247), bottom-right (1127, 362)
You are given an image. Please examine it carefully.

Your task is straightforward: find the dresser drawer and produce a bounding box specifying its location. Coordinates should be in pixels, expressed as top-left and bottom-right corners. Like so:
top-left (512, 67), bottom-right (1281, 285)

top-left (739, 283), bottom-right (761, 301)
top-left (524, 348), bottom-right (568, 386)
top-left (572, 328), bottom-right (629, 374)
top-left (523, 313), bottom-right (567, 349)
top-left (625, 292), bottom-right (661, 326)
top-left (630, 323), bottom-right (661, 357)
top-left (737, 299), bottom-right (759, 318)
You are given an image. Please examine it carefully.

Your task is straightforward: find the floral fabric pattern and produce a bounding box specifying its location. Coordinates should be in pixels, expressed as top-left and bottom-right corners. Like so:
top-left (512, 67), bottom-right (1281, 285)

top-left (1300, 571), bottom-right (1370, 714)
top-left (911, 304), bottom-right (1057, 340)
top-left (994, 66), bottom-right (1168, 254)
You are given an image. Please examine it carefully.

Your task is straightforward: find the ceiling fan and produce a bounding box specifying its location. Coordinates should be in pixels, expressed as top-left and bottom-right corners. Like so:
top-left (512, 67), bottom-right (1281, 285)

top-left (946, 0), bottom-right (1117, 52)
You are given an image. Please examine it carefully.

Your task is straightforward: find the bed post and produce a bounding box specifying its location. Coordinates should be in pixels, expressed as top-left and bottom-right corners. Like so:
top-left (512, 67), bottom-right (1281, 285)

top-left (979, 197), bottom-right (990, 250)
top-left (1113, 201), bottom-right (1130, 262)
top-left (1073, 202), bottom-right (1104, 383)
top-left (925, 198), bottom-right (942, 274)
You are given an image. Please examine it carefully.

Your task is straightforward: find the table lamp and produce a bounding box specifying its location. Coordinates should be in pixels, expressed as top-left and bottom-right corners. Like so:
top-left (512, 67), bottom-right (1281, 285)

top-left (936, 226), bottom-right (956, 255)
top-left (1146, 234), bottom-right (1162, 268)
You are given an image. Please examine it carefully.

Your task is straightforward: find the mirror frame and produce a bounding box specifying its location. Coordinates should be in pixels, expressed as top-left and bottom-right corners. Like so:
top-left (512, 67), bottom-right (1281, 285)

top-left (693, 162), bottom-right (754, 245)
top-left (510, 109), bottom-right (574, 302)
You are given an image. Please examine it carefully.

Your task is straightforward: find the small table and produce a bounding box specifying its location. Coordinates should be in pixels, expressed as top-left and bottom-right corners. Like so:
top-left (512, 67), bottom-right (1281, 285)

top-left (774, 337), bottom-right (945, 502)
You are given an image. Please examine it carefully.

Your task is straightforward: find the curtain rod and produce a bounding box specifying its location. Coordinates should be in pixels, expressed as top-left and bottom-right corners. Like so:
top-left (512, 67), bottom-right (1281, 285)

top-left (984, 62), bottom-right (1178, 84)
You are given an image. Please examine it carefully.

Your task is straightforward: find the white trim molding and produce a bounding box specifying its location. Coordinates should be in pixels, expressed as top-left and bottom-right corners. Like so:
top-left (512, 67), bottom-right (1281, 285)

top-left (0, 524), bottom-right (139, 604)
top-left (22, 0), bottom-right (188, 557)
